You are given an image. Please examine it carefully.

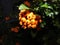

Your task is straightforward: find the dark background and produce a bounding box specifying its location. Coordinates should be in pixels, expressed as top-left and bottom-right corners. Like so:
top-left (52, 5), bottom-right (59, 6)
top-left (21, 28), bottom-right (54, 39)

top-left (0, 0), bottom-right (60, 45)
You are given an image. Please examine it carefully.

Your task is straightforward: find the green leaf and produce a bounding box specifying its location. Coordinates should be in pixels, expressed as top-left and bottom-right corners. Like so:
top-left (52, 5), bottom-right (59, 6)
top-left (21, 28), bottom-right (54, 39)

top-left (41, 3), bottom-right (53, 9)
top-left (33, 7), bottom-right (39, 11)
top-left (44, 9), bottom-right (54, 17)
top-left (45, 12), bottom-right (54, 17)
top-left (48, 6), bottom-right (53, 9)
top-left (18, 4), bottom-right (30, 10)
top-left (41, 3), bottom-right (48, 8)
